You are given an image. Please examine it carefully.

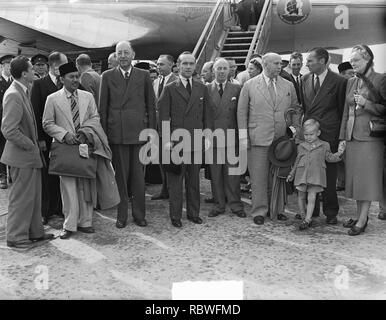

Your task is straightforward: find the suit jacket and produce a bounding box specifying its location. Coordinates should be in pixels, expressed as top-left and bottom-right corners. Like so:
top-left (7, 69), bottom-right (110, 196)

top-left (302, 69), bottom-right (347, 145)
top-left (339, 71), bottom-right (386, 142)
top-left (42, 88), bottom-right (99, 142)
top-left (30, 74), bottom-right (60, 145)
top-left (289, 73), bottom-right (303, 105)
top-left (0, 75), bottom-right (12, 147)
top-left (237, 74), bottom-right (298, 146)
top-left (80, 68), bottom-right (101, 108)
top-left (99, 66), bottom-right (156, 144)
top-left (158, 77), bottom-right (214, 152)
top-left (153, 73), bottom-right (179, 100)
top-left (1, 81), bottom-right (43, 168)
top-left (207, 81), bottom-right (241, 148)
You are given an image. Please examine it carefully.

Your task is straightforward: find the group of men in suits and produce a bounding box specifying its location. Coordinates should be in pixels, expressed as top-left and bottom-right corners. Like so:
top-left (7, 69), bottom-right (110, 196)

top-left (0, 43), bottom-right (352, 248)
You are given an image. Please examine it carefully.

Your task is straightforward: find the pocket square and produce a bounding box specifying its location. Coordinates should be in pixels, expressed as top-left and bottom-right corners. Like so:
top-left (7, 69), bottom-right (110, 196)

top-left (231, 97), bottom-right (236, 101)
top-left (200, 97), bottom-right (203, 100)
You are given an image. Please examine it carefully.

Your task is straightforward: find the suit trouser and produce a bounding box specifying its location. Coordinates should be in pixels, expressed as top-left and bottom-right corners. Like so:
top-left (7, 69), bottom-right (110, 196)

top-left (111, 144), bottom-right (145, 223)
top-left (41, 148), bottom-right (62, 218)
top-left (247, 146), bottom-right (272, 217)
top-left (60, 176), bottom-right (93, 232)
top-left (7, 167), bottom-right (44, 242)
top-left (380, 148), bottom-right (386, 214)
top-left (167, 162), bottom-right (201, 220)
top-left (210, 148), bottom-right (243, 212)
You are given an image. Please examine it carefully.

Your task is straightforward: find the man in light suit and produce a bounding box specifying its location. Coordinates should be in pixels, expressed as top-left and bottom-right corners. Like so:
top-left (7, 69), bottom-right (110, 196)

top-left (158, 51), bottom-right (214, 228)
top-left (99, 41), bottom-right (156, 228)
top-left (1, 56), bottom-right (53, 249)
top-left (43, 62), bottom-right (100, 239)
top-left (207, 58), bottom-right (246, 218)
top-left (151, 54), bottom-right (178, 200)
top-left (76, 54), bottom-right (101, 107)
top-left (31, 51), bottom-right (68, 224)
top-left (238, 52), bottom-right (298, 225)
top-left (0, 54), bottom-right (14, 189)
top-left (302, 47), bottom-right (347, 224)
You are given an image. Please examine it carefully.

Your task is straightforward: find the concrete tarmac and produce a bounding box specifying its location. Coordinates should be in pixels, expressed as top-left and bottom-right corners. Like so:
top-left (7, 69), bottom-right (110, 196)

top-left (0, 175), bottom-right (385, 300)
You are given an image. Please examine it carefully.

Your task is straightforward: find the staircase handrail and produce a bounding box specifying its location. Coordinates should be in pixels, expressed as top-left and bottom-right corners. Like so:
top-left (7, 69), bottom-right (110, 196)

top-left (245, 0), bottom-right (272, 66)
top-left (193, 0), bottom-right (227, 70)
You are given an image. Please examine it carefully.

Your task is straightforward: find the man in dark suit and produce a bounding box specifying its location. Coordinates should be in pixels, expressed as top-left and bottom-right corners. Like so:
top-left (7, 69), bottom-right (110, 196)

top-left (30, 51), bottom-right (68, 224)
top-left (1, 56), bottom-right (53, 249)
top-left (150, 54), bottom-right (178, 200)
top-left (0, 54), bottom-right (14, 189)
top-left (76, 53), bottom-right (101, 107)
top-left (288, 51), bottom-right (303, 105)
top-left (207, 58), bottom-right (246, 218)
top-left (99, 40), bottom-right (156, 228)
top-left (158, 51), bottom-right (214, 228)
top-left (31, 54), bottom-right (48, 80)
top-left (302, 47), bottom-right (347, 224)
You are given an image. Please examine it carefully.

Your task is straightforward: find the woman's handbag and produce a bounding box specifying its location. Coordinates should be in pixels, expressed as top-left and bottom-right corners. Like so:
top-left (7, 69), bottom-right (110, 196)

top-left (369, 119), bottom-right (386, 138)
top-left (48, 142), bottom-right (97, 179)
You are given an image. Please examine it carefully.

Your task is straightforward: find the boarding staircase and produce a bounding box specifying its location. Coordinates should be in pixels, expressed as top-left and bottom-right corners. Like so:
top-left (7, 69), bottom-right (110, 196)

top-left (193, 0), bottom-right (273, 73)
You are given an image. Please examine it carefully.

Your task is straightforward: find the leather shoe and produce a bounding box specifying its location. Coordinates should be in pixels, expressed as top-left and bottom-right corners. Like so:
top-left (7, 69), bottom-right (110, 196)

top-left (134, 219), bottom-right (147, 227)
top-left (42, 217), bottom-right (49, 225)
top-left (30, 233), bottom-right (54, 242)
top-left (277, 213), bottom-right (288, 221)
top-left (151, 193), bottom-right (169, 200)
top-left (77, 226), bottom-right (95, 233)
top-left (59, 229), bottom-right (73, 239)
top-left (326, 216), bottom-right (338, 225)
top-left (233, 210), bottom-right (246, 218)
top-left (253, 216), bottom-right (264, 225)
top-left (116, 220), bottom-right (127, 229)
top-left (378, 212), bottom-right (386, 220)
top-left (204, 197), bottom-right (215, 204)
top-left (187, 216), bottom-right (203, 224)
top-left (7, 240), bottom-right (35, 249)
top-left (171, 219), bottom-right (182, 228)
top-left (208, 209), bottom-right (225, 217)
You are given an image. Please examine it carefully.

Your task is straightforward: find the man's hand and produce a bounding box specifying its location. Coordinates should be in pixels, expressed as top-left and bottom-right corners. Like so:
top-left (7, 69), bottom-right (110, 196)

top-left (286, 174), bottom-right (294, 182)
top-left (338, 140), bottom-right (346, 154)
top-left (77, 132), bottom-right (87, 144)
top-left (354, 94), bottom-right (367, 107)
top-left (38, 140), bottom-right (47, 152)
top-left (64, 132), bottom-right (78, 145)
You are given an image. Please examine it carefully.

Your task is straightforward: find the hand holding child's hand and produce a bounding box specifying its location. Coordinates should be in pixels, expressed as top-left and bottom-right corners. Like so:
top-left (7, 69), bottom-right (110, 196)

top-left (286, 174), bottom-right (294, 182)
top-left (338, 140), bottom-right (346, 155)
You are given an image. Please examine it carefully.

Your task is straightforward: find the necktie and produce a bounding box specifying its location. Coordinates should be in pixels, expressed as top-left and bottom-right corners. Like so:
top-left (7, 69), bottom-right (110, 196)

top-left (314, 75), bottom-right (320, 94)
top-left (219, 83), bottom-right (224, 97)
top-left (268, 78), bottom-right (276, 105)
top-left (7, 78), bottom-right (12, 86)
top-left (56, 76), bottom-right (62, 90)
top-left (124, 71), bottom-right (130, 86)
top-left (186, 78), bottom-right (192, 96)
top-left (158, 76), bottom-right (164, 97)
top-left (70, 93), bottom-right (80, 132)
top-left (296, 76), bottom-right (300, 88)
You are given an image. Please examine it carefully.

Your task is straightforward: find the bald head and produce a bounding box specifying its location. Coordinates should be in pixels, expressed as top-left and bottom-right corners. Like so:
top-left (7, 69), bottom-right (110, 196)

top-left (108, 52), bottom-right (118, 69)
top-left (116, 41), bottom-right (135, 70)
top-left (262, 52), bottom-right (282, 78)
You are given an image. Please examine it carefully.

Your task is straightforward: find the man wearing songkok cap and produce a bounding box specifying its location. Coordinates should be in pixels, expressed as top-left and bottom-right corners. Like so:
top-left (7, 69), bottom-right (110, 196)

top-left (43, 62), bottom-right (116, 239)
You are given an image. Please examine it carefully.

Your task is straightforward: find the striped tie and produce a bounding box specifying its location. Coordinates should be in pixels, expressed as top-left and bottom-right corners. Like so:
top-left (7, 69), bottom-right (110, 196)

top-left (70, 93), bottom-right (80, 132)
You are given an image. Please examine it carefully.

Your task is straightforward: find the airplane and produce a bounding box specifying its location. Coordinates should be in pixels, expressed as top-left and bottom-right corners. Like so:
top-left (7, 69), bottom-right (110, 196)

top-left (0, 0), bottom-right (385, 63)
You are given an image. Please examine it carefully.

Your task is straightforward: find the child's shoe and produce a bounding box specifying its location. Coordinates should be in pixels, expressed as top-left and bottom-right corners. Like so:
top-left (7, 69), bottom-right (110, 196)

top-left (299, 219), bottom-right (312, 230)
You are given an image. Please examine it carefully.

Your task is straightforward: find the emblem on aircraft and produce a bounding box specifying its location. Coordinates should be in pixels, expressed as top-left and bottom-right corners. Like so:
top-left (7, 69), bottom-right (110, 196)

top-left (277, 0), bottom-right (312, 25)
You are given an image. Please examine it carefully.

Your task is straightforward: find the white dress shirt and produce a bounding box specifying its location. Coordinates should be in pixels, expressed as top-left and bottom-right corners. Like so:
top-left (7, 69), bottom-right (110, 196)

top-left (119, 66), bottom-right (132, 78)
top-left (179, 75), bottom-right (193, 88)
top-left (314, 68), bottom-right (328, 87)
